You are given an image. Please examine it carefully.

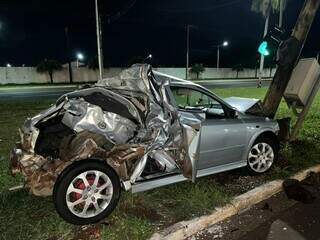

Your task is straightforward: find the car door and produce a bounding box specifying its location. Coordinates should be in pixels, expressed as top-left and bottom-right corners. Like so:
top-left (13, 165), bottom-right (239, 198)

top-left (170, 86), bottom-right (247, 170)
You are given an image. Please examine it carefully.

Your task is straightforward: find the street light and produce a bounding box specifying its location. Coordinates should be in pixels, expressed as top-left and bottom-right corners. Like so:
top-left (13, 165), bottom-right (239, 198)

top-left (214, 40), bottom-right (230, 70)
top-left (6, 63), bottom-right (12, 67)
top-left (76, 53), bottom-right (84, 68)
top-left (144, 54), bottom-right (153, 63)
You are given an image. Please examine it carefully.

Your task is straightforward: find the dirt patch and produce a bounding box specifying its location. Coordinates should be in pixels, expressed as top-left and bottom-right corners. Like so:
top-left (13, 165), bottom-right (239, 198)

top-left (119, 196), bottom-right (162, 222)
top-left (210, 168), bottom-right (271, 195)
top-left (72, 224), bottom-right (102, 240)
top-left (128, 205), bottom-right (162, 222)
top-left (46, 236), bottom-right (59, 240)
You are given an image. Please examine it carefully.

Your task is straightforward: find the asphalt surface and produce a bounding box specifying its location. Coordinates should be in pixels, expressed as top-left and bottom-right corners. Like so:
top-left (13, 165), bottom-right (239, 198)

top-left (0, 85), bottom-right (77, 100)
top-left (0, 79), bottom-right (271, 100)
top-left (195, 79), bottom-right (271, 88)
top-left (189, 174), bottom-right (320, 240)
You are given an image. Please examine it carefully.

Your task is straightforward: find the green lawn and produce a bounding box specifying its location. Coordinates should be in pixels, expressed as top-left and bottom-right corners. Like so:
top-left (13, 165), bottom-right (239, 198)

top-left (1, 87), bottom-right (320, 240)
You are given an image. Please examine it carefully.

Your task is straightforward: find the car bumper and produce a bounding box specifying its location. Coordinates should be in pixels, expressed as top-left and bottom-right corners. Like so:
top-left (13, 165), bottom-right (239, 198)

top-left (9, 142), bottom-right (57, 196)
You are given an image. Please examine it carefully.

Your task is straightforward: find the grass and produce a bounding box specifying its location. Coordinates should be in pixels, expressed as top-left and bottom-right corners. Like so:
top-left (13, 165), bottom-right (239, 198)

top-left (1, 86), bottom-right (320, 239)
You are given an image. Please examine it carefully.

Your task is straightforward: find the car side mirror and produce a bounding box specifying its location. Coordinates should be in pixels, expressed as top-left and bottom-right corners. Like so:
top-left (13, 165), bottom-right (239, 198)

top-left (229, 108), bottom-right (238, 118)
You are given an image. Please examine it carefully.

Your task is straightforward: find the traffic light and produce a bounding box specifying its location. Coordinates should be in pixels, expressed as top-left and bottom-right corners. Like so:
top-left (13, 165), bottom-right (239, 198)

top-left (258, 41), bottom-right (270, 56)
top-left (257, 26), bottom-right (286, 57)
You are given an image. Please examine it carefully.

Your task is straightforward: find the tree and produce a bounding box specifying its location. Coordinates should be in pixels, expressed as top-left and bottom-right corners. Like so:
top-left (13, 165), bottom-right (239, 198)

top-left (88, 56), bottom-right (110, 70)
top-left (88, 56), bottom-right (99, 70)
top-left (262, 0), bottom-right (320, 119)
top-left (190, 64), bottom-right (205, 79)
top-left (36, 59), bottom-right (62, 84)
top-left (232, 64), bottom-right (244, 78)
top-left (251, 0), bottom-right (287, 16)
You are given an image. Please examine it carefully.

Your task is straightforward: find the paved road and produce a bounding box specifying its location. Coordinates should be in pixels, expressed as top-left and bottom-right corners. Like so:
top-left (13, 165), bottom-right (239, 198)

top-left (195, 79), bottom-right (271, 88)
top-left (0, 85), bottom-right (77, 100)
top-left (0, 79), bottom-right (272, 100)
top-left (190, 175), bottom-right (320, 240)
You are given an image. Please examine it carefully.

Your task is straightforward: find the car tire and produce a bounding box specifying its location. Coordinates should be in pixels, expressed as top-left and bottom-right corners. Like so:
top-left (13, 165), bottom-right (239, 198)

top-left (247, 137), bottom-right (278, 174)
top-left (53, 160), bottom-right (121, 225)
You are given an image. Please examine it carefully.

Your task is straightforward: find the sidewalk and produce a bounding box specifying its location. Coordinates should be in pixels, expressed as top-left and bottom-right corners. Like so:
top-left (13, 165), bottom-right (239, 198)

top-left (190, 173), bottom-right (320, 240)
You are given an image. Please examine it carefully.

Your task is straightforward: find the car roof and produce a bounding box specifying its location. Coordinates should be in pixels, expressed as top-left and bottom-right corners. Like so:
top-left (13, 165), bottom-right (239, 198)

top-left (153, 70), bottom-right (205, 89)
top-left (153, 70), bottom-right (234, 109)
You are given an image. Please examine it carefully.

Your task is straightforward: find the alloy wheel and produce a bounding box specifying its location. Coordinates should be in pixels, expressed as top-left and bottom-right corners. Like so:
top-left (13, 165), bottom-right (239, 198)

top-left (66, 170), bottom-right (113, 218)
top-left (248, 142), bottom-right (274, 173)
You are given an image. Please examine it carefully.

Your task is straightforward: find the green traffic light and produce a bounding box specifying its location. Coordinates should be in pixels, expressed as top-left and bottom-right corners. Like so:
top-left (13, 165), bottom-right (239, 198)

top-left (258, 41), bottom-right (270, 56)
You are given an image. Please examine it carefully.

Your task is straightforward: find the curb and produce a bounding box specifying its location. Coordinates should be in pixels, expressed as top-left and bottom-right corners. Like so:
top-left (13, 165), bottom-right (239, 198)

top-left (150, 164), bottom-right (320, 240)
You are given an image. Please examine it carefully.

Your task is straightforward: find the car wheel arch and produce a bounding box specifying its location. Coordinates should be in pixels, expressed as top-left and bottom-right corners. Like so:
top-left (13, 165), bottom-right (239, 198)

top-left (53, 158), bottom-right (121, 196)
top-left (243, 129), bottom-right (279, 162)
top-left (255, 131), bottom-right (280, 150)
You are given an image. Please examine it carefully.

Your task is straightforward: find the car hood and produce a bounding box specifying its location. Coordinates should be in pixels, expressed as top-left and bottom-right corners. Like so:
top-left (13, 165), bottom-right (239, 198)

top-left (223, 97), bottom-right (262, 113)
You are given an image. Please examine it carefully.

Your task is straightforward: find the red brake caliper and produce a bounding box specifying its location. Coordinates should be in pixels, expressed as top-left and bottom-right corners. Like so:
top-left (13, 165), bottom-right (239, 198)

top-left (73, 175), bottom-right (99, 201)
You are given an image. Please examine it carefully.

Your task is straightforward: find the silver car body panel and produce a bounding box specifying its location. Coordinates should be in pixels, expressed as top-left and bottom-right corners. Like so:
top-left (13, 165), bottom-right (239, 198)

top-left (130, 72), bottom-right (279, 191)
top-left (131, 161), bottom-right (247, 193)
top-left (10, 66), bottom-right (279, 196)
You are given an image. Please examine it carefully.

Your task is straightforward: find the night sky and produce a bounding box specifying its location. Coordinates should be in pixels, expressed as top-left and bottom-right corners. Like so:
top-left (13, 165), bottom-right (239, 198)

top-left (0, 0), bottom-right (319, 67)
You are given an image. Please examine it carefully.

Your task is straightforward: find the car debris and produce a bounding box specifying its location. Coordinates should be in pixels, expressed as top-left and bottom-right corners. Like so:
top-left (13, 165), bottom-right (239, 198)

top-left (10, 64), bottom-right (279, 224)
top-left (10, 64), bottom-right (201, 196)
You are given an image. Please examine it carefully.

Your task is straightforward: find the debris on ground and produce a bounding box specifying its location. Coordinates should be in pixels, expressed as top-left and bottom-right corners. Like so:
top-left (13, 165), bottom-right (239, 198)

top-left (283, 178), bottom-right (316, 204)
top-left (72, 224), bottom-right (102, 240)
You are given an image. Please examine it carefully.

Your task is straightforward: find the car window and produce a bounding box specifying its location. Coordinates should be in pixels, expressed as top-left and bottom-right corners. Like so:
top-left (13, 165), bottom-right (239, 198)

top-left (171, 87), bottom-right (225, 117)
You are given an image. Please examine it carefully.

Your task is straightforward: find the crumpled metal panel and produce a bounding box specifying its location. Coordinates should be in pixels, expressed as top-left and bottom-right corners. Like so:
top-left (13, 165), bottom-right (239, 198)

top-left (62, 99), bottom-right (137, 144)
top-left (11, 64), bottom-right (202, 195)
top-left (20, 102), bottom-right (65, 153)
top-left (98, 64), bottom-right (202, 183)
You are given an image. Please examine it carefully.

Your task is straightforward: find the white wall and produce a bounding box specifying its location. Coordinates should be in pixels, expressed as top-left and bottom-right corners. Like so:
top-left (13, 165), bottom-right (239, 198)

top-left (154, 67), bottom-right (276, 79)
top-left (0, 66), bottom-right (275, 85)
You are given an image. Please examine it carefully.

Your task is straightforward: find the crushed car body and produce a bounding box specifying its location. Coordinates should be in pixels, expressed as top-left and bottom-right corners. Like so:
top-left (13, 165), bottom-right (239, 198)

top-left (10, 64), bottom-right (202, 196)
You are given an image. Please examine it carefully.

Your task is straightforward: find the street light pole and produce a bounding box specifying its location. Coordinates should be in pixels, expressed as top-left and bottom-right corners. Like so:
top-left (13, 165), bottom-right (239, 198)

top-left (214, 41), bottom-right (228, 70)
top-left (279, 0), bottom-right (284, 28)
top-left (186, 25), bottom-right (190, 80)
top-left (95, 0), bottom-right (104, 81)
top-left (258, 9), bottom-right (270, 87)
top-left (76, 53), bottom-right (84, 68)
top-left (216, 46), bottom-right (220, 70)
top-left (64, 27), bottom-right (73, 83)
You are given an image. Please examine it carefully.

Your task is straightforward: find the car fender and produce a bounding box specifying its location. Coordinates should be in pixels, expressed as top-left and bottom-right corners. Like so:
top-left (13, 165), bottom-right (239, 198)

top-left (242, 127), bottom-right (279, 162)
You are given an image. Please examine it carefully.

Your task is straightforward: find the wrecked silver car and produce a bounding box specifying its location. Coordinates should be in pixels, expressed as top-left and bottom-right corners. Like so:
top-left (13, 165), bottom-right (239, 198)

top-left (10, 64), bottom-right (280, 225)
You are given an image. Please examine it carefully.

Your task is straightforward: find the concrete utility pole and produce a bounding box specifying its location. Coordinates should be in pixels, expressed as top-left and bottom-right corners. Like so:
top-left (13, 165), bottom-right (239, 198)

top-left (263, 0), bottom-right (320, 118)
top-left (95, 0), bottom-right (104, 81)
top-left (186, 25), bottom-right (190, 80)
